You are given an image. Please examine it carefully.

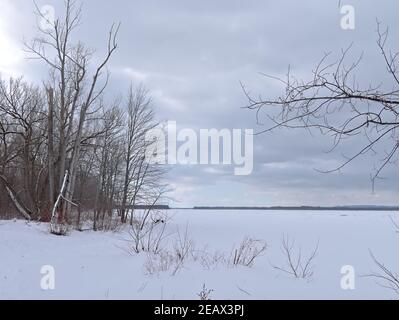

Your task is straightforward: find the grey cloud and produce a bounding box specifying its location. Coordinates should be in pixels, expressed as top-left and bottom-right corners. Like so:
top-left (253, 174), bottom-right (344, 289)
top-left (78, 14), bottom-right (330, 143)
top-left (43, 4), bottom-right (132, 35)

top-left (3, 0), bottom-right (399, 206)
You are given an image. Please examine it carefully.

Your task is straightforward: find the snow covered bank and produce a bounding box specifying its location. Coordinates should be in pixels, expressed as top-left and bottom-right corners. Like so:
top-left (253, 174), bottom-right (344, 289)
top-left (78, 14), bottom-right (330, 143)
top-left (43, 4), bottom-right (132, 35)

top-left (1, 210), bottom-right (399, 300)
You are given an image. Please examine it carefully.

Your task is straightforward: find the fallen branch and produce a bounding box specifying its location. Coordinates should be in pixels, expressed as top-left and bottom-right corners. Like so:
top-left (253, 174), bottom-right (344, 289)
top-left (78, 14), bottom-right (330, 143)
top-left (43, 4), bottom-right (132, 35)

top-left (0, 175), bottom-right (32, 220)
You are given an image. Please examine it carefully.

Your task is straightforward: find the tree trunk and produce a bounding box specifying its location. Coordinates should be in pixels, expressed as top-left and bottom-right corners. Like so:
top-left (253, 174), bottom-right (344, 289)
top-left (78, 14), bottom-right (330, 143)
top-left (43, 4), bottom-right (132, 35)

top-left (47, 88), bottom-right (55, 221)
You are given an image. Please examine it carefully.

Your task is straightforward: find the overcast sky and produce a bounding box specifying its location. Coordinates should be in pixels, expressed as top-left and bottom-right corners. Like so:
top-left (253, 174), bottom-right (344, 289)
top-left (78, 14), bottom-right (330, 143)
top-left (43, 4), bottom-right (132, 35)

top-left (1, 0), bottom-right (398, 207)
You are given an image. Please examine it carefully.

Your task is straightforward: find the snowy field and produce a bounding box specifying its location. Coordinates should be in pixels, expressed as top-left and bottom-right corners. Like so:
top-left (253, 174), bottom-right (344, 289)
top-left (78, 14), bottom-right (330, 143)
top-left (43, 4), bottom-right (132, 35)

top-left (1, 210), bottom-right (399, 300)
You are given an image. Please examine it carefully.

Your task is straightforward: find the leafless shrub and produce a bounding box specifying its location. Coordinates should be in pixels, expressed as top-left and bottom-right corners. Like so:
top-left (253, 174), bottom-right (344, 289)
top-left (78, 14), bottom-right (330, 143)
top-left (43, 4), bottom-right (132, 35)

top-left (130, 211), bottom-right (170, 254)
top-left (197, 284), bottom-right (214, 301)
top-left (171, 225), bottom-right (195, 275)
top-left (193, 248), bottom-right (227, 270)
top-left (143, 225), bottom-right (195, 276)
top-left (143, 234), bottom-right (268, 275)
top-left (272, 236), bottom-right (319, 279)
top-left (144, 251), bottom-right (177, 275)
top-left (366, 251), bottom-right (399, 295)
top-left (229, 237), bottom-right (267, 268)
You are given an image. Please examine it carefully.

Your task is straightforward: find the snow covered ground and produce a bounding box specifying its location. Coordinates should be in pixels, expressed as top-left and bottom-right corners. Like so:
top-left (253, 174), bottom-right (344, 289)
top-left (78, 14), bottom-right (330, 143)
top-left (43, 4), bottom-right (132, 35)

top-left (1, 210), bottom-right (399, 300)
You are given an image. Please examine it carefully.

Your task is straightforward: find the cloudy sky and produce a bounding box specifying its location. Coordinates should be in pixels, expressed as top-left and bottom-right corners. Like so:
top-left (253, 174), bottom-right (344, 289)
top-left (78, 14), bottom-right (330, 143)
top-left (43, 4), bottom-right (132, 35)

top-left (1, 0), bottom-right (398, 207)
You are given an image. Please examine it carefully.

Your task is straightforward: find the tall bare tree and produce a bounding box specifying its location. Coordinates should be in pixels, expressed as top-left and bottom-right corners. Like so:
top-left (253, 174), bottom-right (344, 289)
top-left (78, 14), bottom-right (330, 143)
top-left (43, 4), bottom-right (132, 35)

top-left (120, 85), bottom-right (158, 224)
top-left (25, 0), bottom-right (120, 223)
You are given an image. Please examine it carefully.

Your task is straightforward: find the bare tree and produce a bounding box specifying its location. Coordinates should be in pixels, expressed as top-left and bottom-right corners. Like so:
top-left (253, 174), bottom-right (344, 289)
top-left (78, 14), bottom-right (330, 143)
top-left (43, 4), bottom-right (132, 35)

top-left (120, 85), bottom-right (159, 224)
top-left (244, 22), bottom-right (399, 190)
top-left (25, 0), bottom-right (120, 225)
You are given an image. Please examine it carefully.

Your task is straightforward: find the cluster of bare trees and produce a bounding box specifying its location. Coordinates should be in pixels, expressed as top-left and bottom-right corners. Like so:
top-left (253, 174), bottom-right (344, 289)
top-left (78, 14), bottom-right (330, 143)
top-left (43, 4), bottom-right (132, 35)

top-left (0, 0), bottom-right (166, 231)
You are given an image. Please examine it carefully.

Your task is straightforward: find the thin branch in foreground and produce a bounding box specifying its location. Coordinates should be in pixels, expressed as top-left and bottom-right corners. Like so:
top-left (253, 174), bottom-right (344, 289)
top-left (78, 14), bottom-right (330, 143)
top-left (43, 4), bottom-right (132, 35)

top-left (365, 251), bottom-right (399, 295)
top-left (243, 22), bottom-right (399, 186)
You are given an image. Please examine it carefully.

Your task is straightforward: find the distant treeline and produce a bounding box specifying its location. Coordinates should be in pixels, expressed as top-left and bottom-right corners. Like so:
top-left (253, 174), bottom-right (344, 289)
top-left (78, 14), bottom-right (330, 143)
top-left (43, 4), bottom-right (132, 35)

top-left (192, 206), bottom-right (399, 211)
top-left (124, 205), bottom-right (170, 210)
top-left (118, 205), bottom-right (399, 211)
